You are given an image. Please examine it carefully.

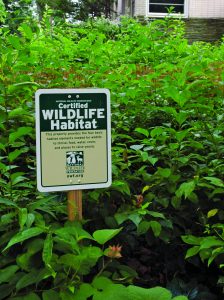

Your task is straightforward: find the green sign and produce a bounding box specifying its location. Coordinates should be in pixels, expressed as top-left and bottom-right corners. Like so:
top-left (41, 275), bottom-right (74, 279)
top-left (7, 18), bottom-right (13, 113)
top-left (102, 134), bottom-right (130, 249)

top-left (36, 89), bottom-right (111, 192)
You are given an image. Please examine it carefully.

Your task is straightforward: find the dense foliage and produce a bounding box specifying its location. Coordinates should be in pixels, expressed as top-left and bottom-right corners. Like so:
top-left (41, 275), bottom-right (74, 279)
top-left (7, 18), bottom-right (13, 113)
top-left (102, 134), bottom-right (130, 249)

top-left (1, 0), bottom-right (116, 24)
top-left (0, 6), bottom-right (224, 300)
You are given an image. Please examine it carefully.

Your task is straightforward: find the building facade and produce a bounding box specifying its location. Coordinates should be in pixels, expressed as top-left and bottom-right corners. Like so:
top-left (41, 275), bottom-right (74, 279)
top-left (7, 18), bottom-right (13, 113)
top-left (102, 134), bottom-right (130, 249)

top-left (114, 0), bottom-right (224, 19)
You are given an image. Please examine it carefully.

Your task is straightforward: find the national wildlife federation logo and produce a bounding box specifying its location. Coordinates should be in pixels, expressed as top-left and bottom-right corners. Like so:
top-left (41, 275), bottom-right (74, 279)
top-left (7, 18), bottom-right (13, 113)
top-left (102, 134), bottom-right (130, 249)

top-left (66, 151), bottom-right (84, 174)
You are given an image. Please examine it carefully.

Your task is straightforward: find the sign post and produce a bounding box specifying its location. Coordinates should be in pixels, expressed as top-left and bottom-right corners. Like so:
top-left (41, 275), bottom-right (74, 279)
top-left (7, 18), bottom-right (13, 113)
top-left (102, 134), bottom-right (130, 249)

top-left (67, 190), bottom-right (82, 221)
top-left (35, 89), bottom-right (111, 219)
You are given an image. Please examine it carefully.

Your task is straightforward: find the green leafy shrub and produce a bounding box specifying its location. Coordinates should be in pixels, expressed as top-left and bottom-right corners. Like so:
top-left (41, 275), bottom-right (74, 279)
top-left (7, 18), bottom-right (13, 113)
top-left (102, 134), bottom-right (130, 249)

top-left (75, 277), bottom-right (188, 300)
top-left (1, 8), bottom-right (224, 299)
top-left (182, 221), bottom-right (224, 268)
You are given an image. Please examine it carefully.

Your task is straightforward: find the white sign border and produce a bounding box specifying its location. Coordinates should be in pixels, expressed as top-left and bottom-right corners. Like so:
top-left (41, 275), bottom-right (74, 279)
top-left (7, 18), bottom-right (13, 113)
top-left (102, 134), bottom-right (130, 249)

top-left (35, 88), bottom-right (111, 192)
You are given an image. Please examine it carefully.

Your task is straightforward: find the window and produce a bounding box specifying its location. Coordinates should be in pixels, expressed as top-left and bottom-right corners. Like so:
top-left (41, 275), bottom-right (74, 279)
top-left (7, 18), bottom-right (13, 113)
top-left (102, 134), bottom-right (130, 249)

top-left (148, 0), bottom-right (186, 16)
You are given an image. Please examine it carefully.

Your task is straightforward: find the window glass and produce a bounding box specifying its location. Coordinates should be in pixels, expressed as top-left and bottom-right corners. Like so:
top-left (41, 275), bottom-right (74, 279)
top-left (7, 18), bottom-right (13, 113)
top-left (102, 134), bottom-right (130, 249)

top-left (149, 0), bottom-right (185, 14)
top-left (150, 0), bottom-right (184, 4)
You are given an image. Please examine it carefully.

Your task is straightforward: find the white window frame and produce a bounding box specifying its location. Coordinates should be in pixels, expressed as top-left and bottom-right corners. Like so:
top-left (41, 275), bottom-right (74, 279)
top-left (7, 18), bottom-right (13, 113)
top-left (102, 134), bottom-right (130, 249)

top-left (146, 0), bottom-right (188, 18)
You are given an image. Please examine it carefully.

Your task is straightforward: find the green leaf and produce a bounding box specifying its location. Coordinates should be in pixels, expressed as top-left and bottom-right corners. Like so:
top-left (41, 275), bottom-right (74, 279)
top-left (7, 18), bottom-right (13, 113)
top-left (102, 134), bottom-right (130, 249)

top-left (137, 221), bottom-right (151, 235)
top-left (166, 86), bottom-right (180, 102)
top-left (149, 221), bottom-right (161, 237)
top-left (11, 81), bottom-right (40, 88)
top-left (0, 143), bottom-right (6, 152)
top-left (135, 128), bottom-right (149, 137)
top-left (9, 127), bottom-right (33, 143)
top-left (0, 109), bottom-right (7, 123)
top-left (207, 209), bottom-right (218, 219)
top-left (53, 230), bottom-right (79, 252)
top-left (181, 235), bottom-right (202, 245)
top-left (150, 127), bottom-right (164, 138)
top-left (127, 286), bottom-right (172, 300)
top-left (92, 277), bottom-right (113, 290)
top-left (118, 265), bottom-right (138, 280)
top-left (16, 239), bottom-right (44, 271)
top-left (0, 0), bottom-right (6, 22)
top-left (171, 196), bottom-right (181, 209)
top-left (187, 141), bottom-right (204, 150)
top-left (142, 186), bottom-right (150, 194)
top-left (8, 36), bottom-right (21, 49)
top-left (93, 228), bottom-right (122, 245)
top-left (157, 168), bottom-right (171, 178)
top-left (8, 108), bottom-right (29, 118)
top-left (147, 211), bottom-right (165, 219)
top-left (1, 212), bottom-right (16, 225)
top-left (42, 233), bottom-right (53, 265)
top-left (114, 213), bottom-right (128, 225)
top-left (18, 208), bottom-right (28, 230)
top-left (16, 269), bottom-right (51, 291)
top-left (172, 296), bottom-right (188, 300)
top-left (60, 291), bottom-right (75, 300)
top-left (9, 146), bottom-right (27, 160)
top-left (148, 156), bottom-right (158, 166)
top-left (185, 246), bottom-right (200, 259)
top-left (16, 272), bottom-right (39, 291)
top-left (176, 181), bottom-right (195, 199)
top-left (175, 129), bottom-right (190, 142)
top-left (141, 151), bottom-right (148, 162)
top-left (0, 283), bottom-right (15, 300)
top-left (10, 293), bottom-right (41, 300)
top-left (204, 177), bottom-right (224, 187)
top-left (19, 23), bottom-right (33, 40)
top-left (200, 237), bottom-right (224, 250)
top-left (42, 290), bottom-right (60, 300)
top-left (0, 197), bottom-right (18, 208)
top-left (93, 282), bottom-right (126, 300)
top-left (75, 283), bottom-right (95, 300)
top-left (3, 227), bottom-right (44, 251)
top-left (130, 144), bottom-right (144, 151)
top-left (12, 176), bottom-right (27, 186)
top-left (55, 222), bottom-right (93, 242)
top-left (66, 222), bottom-right (93, 241)
top-left (0, 265), bottom-right (19, 284)
top-left (60, 247), bottom-right (103, 275)
top-left (199, 248), bottom-right (212, 261)
top-left (128, 213), bottom-right (142, 227)
top-left (208, 247), bottom-right (224, 266)
top-left (26, 213), bottom-right (35, 228)
top-left (166, 87), bottom-right (190, 107)
top-left (111, 180), bottom-right (130, 195)
top-left (187, 192), bottom-right (198, 204)
top-left (175, 112), bottom-right (188, 126)
top-left (10, 172), bottom-right (25, 184)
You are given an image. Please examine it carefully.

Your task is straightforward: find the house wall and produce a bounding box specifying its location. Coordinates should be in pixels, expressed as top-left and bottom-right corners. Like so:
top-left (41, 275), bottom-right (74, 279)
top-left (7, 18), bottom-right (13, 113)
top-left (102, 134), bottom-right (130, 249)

top-left (188, 0), bottom-right (224, 18)
top-left (185, 18), bottom-right (224, 42)
top-left (134, 0), bottom-right (146, 16)
top-left (113, 0), bottom-right (121, 15)
top-left (123, 0), bottom-right (132, 15)
top-left (116, 0), bottom-right (224, 18)
top-left (114, 0), bottom-right (134, 16)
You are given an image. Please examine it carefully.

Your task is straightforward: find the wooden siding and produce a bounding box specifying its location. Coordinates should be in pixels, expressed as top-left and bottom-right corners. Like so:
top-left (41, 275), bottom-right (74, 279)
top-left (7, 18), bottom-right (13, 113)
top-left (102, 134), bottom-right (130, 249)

top-left (115, 0), bottom-right (224, 18)
top-left (188, 0), bottom-right (224, 18)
